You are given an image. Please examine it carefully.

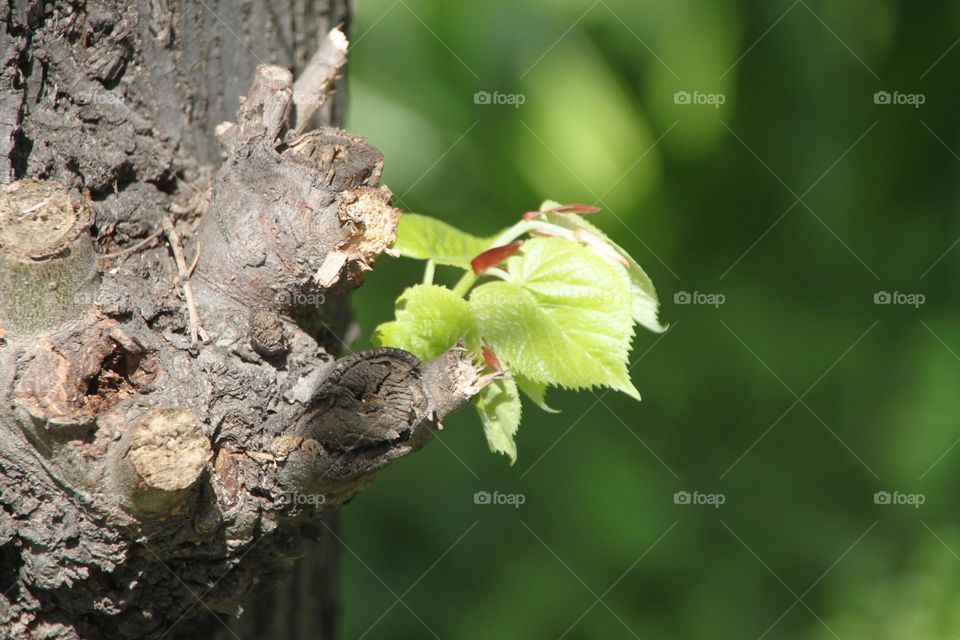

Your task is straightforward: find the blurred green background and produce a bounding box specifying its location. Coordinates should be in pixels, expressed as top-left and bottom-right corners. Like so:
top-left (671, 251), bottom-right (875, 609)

top-left (340, 1), bottom-right (960, 637)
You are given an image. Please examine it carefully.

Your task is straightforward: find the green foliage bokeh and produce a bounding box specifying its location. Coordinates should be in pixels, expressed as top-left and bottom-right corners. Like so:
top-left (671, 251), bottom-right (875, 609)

top-left (341, 1), bottom-right (960, 637)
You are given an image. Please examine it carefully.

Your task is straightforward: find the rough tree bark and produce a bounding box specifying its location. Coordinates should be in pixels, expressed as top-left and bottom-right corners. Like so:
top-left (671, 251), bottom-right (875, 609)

top-left (0, 2), bottom-right (484, 638)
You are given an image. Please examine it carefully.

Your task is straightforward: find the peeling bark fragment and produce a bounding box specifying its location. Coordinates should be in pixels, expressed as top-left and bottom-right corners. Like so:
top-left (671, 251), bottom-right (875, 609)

top-left (338, 186), bottom-right (402, 265)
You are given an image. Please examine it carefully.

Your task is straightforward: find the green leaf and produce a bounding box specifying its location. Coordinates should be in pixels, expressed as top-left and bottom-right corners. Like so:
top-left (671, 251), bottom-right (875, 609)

top-left (393, 213), bottom-right (494, 269)
top-left (474, 377), bottom-right (522, 463)
top-left (539, 200), bottom-right (665, 334)
top-left (469, 237), bottom-right (640, 399)
top-left (515, 375), bottom-right (560, 413)
top-left (378, 207), bottom-right (662, 463)
top-left (372, 284), bottom-right (475, 361)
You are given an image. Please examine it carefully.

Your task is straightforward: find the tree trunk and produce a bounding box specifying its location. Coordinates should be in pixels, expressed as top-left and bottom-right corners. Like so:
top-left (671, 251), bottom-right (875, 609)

top-left (0, 2), bottom-right (481, 638)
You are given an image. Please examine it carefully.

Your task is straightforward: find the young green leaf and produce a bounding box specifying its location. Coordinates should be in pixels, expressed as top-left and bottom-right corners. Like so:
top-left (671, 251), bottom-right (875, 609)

top-left (393, 213), bottom-right (494, 269)
top-left (372, 284), bottom-right (475, 361)
top-left (541, 204), bottom-right (665, 333)
top-left (515, 375), bottom-right (560, 414)
top-left (379, 203), bottom-right (664, 463)
top-left (469, 237), bottom-right (640, 399)
top-left (475, 377), bottom-right (522, 463)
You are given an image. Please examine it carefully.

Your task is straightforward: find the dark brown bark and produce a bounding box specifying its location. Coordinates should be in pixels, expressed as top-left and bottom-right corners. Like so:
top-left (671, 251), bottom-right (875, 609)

top-left (0, 2), bottom-right (481, 639)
